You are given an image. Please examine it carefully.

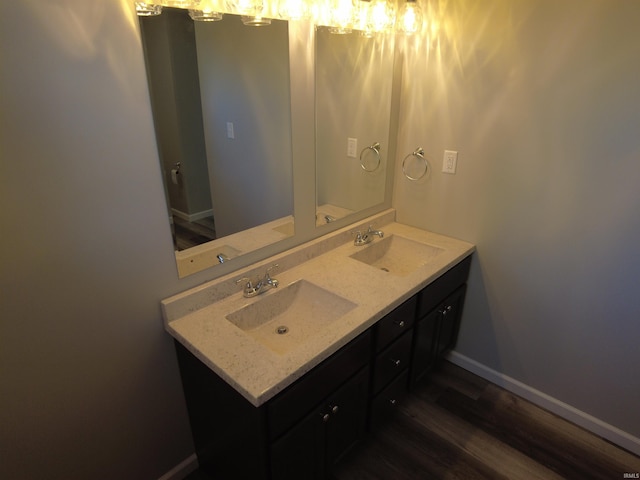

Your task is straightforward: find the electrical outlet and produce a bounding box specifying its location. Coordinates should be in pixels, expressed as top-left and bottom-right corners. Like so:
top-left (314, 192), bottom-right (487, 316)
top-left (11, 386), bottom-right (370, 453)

top-left (226, 122), bottom-right (235, 139)
top-left (442, 150), bottom-right (458, 174)
top-left (347, 138), bottom-right (358, 158)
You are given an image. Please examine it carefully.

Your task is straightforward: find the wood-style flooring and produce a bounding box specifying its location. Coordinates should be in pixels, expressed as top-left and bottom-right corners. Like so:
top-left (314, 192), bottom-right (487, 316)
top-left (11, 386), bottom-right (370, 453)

top-left (185, 361), bottom-right (640, 479)
top-left (172, 216), bottom-right (216, 251)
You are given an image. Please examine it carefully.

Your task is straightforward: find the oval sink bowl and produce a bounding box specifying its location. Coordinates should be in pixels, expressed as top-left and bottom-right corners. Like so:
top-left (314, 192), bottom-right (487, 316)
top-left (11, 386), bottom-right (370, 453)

top-left (226, 280), bottom-right (357, 355)
top-left (349, 234), bottom-right (444, 276)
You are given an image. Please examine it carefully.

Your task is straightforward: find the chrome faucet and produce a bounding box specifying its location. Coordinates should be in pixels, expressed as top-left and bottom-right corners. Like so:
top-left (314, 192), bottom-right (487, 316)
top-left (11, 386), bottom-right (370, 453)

top-left (367, 225), bottom-right (384, 239)
top-left (352, 225), bottom-right (384, 246)
top-left (236, 264), bottom-right (279, 298)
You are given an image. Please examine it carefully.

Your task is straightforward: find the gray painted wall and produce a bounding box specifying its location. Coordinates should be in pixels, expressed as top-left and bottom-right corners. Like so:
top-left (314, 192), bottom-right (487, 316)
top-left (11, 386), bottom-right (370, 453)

top-left (0, 2), bottom-right (214, 479)
top-left (393, 0), bottom-right (640, 441)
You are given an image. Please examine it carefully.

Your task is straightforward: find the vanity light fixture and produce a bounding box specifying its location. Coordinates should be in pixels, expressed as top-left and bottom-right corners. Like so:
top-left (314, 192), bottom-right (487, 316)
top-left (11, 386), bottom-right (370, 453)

top-left (189, 8), bottom-right (224, 20)
top-left (241, 15), bottom-right (272, 25)
top-left (397, 0), bottom-right (423, 34)
top-left (355, 0), bottom-right (395, 36)
top-left (135, 1), bottom-right (163, 15)
top-left (327, 0), bottom-right (356, 34)
top-left (162, 0), bottom-right (201, 7)
top-left (233, 0), bottom-right (264, 15)
top-left (135, 0), bottom-right (426, 36)
top-left (277, 0), bottom-right (310, 20)
top-left (231, 0), bottom-right (274, 25)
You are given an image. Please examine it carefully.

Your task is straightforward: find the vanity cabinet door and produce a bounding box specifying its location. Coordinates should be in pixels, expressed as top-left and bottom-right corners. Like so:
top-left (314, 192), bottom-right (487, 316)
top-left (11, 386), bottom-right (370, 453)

top-left (270, 410), bottom-right (325, 480)
top-left (325, 367), bottom-right (369, 468)
top-left (268, 331), bottom-right (371, 441)
top-left (411, 308), bottom-right (440, 387)
top-left (270, 367), bottom-right (369, 480)
top-left (435, 284), bottom-right (466, 357)
top-left (410, 284), bottom-right (467, 389)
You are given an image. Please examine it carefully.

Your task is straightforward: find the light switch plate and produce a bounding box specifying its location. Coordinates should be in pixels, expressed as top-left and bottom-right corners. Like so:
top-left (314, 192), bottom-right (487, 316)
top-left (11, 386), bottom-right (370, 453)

top-left (442, 150), bottom-right (458, 174)
top-left (347, 138), bottom-right (358, 158)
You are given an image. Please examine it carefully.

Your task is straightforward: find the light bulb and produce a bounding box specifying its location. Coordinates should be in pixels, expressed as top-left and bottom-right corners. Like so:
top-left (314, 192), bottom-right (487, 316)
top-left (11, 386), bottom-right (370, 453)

top-left (397, 0), bottom-right (422, 34)
top-left (189, 9), bottom-right (223, 20)
top-left (135, 2), bottom-right (163, 16)
top-left (161, 0), bottom-right (201, 7)
top-left (329, 0), bottom-right (355, 34)
top-left (241, 15), bottom-right (272, 25)
top-left (278, 0), bottom-right (310, 20)
top-left (368, 0), bottom-right (395, 32)
top-left (233, 0), bottom-right (264, 15)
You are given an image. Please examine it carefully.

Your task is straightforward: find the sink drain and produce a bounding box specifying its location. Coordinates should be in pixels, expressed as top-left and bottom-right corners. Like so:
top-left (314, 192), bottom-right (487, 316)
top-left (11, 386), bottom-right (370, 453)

top-left (276, 325), bottom-right (289, 335)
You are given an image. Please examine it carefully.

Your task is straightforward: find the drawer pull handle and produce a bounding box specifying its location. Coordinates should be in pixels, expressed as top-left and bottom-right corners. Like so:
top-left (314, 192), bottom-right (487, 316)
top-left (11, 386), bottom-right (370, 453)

top-left (390, 358), bottom-right (401, 367)
top-left (389, 399), bottom-right (397, 406)
top-left (394, 320), bottom-right (405, 328)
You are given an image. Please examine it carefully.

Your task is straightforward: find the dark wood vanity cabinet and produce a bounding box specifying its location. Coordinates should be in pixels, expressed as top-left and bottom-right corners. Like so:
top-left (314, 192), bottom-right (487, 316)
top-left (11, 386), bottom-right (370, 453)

top-left (268, 332), bottom-right (371, 479)
top-left (410, 256), bottom-right (471, 389)
top-left (174, 255), bottom-right (471, 479)
top-left (270, 367), bottom-right (369, 480)
top-left (368, 296), bottom-right (416, 431)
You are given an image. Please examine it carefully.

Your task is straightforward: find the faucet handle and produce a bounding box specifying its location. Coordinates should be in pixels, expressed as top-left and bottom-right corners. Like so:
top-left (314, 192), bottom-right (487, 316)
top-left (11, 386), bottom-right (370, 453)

top-left (236, 276), bottom-right (253, 289)
top-left (264, 264), bottom-right (279, 287)
top-left (367, 224), bottom-right (384, 238)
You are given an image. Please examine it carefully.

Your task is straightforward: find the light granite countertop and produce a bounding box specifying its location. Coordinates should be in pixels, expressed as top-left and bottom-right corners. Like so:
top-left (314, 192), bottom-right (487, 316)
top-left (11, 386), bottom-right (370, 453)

top-left (162, 210), bottom-right (475, 407)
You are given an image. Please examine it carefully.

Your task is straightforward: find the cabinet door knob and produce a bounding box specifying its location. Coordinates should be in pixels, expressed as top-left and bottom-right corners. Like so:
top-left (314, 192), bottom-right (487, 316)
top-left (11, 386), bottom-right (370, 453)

top-left (389, 399), bottom-right (397, 406)
top-left (394, 320), bottom-right (405, 328)
top-left (321, 413), bottom-right (331, 423)
top-left (390, 358), bottom-right (401, 367)
top-left (331, 405), bottom-right (339, 415)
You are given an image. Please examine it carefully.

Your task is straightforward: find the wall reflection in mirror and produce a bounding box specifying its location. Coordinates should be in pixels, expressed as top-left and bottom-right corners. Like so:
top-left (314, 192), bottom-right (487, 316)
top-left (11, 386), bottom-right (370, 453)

top-left (315, 27), bottom-right (396, 226)
top-left (139, 8), bottom-right (294, 277)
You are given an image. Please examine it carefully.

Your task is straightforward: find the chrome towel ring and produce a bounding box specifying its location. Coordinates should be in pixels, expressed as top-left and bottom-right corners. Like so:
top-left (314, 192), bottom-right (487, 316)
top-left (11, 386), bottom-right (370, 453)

top-left (402, 147), bottom-right (428, 180)
top-left (360, 142), bottom-right (381, 172)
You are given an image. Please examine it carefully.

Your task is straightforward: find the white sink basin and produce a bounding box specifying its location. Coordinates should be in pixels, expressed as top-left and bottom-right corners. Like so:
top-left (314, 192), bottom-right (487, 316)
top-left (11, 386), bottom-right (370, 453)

top-left (226, 280), bottom-right (357, 355)
top-left (349, 234), bottom-right (444, 276)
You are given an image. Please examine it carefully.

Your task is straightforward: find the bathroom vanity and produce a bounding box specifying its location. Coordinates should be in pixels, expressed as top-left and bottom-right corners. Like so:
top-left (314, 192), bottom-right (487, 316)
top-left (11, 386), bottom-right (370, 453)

top-left (162, 210), bottom-right (474, 479)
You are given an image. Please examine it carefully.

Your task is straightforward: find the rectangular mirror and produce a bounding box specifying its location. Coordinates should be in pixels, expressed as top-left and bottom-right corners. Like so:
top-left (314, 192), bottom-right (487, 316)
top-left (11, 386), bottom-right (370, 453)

top-left (315, 28), bottom-right (396, 226)
top-left (139, 9), bottom-right (294, 277)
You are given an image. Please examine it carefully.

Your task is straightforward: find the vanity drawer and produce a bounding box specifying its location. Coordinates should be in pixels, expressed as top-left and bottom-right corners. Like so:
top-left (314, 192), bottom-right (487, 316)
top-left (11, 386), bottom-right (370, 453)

top-left (372, 331), bottom-right (412, 394)
top-left (375, 296), bottom-right (416, 352)
top-left (417, 255), bottom-right (471, 318)
top-left (268, 330), bottom-right (372, 441)
top-left (370, 370), bottom-right (408, 432)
